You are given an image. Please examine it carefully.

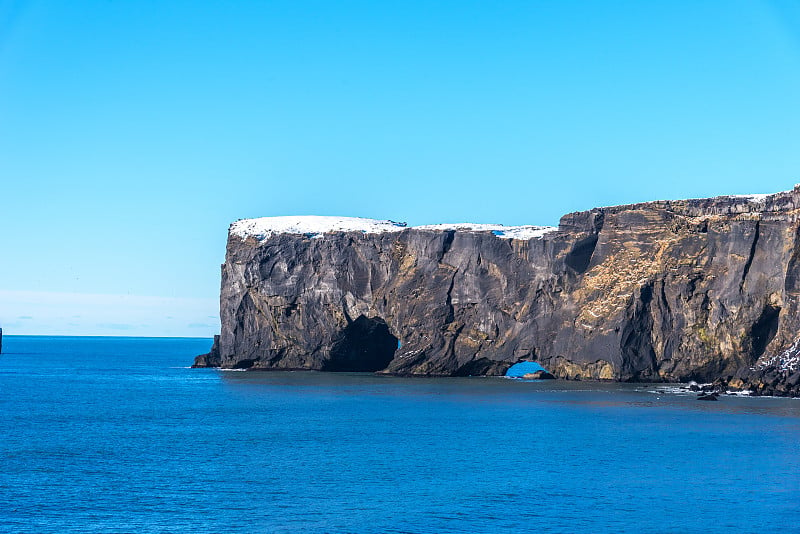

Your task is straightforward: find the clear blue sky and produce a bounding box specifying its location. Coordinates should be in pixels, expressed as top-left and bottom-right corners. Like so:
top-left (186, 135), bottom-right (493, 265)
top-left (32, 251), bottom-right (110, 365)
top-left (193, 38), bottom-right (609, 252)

top-left (1, 0), bottom-right (799, 336)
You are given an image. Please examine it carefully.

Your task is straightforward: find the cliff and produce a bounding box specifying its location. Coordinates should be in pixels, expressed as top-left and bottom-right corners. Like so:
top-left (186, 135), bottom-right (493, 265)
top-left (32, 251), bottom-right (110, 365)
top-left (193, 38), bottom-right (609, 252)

top-left (195, 189), bottom-right (800, 396)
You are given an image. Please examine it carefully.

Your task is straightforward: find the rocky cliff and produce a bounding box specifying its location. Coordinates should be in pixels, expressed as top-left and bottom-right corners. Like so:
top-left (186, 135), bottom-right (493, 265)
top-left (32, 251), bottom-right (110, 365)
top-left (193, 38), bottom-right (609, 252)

top-left (196, 189), bottom-right (800, 396)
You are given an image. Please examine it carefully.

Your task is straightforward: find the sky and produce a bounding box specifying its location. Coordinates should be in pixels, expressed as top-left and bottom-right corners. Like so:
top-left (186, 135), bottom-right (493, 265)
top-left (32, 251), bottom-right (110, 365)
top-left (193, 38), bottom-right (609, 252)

top-left (1, 0), bottom-right (799, 336)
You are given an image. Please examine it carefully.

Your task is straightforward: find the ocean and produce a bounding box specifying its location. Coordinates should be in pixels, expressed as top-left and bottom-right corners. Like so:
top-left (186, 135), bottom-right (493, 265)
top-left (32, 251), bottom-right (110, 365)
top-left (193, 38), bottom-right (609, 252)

top-left (1, 336), bottom-right (799, 533)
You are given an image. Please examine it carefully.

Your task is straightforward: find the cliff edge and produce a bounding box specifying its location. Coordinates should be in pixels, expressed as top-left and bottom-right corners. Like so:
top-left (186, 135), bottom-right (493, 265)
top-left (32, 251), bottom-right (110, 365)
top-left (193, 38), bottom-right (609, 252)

top-left (195, 188), bottom-right (800, 396)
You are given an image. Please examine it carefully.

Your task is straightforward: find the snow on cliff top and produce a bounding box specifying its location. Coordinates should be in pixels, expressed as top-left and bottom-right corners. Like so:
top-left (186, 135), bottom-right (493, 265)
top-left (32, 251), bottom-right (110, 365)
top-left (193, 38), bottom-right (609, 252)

top-left (725, 193), bottom-right (771, 202)
top-left (230, 216), bottom-right (407, 239)
top-left (414, 223), bottom-right (556, 240)
top-left (667, 191), bottom-right (779, 204)
top-left (230, 216), bottom-right (557, 241)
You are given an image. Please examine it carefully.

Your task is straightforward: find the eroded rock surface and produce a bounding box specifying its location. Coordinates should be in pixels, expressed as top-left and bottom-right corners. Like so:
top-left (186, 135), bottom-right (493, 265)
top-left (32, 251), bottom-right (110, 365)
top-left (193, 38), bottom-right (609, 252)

top-left (196, 188), bottom-right (800, 396)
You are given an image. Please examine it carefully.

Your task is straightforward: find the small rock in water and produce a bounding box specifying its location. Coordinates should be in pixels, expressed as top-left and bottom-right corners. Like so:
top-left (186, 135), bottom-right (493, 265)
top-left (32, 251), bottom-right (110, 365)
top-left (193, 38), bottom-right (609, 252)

top-left (697, 392), bottom-right (718, 401)
top-left (522, 370), bottom-right (555, 380)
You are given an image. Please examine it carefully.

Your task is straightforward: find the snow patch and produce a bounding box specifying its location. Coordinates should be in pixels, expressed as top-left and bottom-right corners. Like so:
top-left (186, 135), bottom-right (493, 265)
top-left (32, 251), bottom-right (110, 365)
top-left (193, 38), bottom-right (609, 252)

top-left (727, 193), bottom-right (771, 202)
top-left (231, 216), bottom-right (557, 241)
top-left (230, 216), bottom-right (408, 240)
top-left (415, 223), bottom-right (556, 240)
top-left (644, 191), bottom-right (779, 205)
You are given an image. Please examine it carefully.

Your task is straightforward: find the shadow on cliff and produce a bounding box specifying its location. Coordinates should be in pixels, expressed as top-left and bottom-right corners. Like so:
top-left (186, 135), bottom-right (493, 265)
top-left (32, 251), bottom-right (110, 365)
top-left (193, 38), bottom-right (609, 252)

top-left (322, 315), bottom-right (398, 372)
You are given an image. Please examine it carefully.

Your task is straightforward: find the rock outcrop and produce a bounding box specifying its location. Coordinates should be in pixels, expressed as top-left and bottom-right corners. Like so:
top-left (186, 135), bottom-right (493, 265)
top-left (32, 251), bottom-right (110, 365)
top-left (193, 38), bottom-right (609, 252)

top-left (192, 335), bottom-right (221, 368)
top-left (196, 188), bottom-right (800, 396)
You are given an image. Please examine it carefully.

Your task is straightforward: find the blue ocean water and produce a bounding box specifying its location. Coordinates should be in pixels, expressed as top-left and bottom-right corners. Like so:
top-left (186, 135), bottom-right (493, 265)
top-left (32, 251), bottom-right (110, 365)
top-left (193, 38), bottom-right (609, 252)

top-left (505, 361), bottom-right (547, 377)
top-left (1, 336), bottom-right (799, 533)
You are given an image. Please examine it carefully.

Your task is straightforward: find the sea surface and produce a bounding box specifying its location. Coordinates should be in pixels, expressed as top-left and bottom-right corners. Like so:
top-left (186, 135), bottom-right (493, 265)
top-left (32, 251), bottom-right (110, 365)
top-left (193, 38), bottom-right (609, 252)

top-left (1, 336), bottom-right (799, 533)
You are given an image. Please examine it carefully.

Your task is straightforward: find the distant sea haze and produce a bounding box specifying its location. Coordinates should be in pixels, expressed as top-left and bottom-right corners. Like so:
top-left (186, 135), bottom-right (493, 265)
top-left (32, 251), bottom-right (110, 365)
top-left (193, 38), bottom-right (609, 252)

top-left (0, 290), bottom-right (218, 337)
top-left (1, 336), bottom-right (799, 532)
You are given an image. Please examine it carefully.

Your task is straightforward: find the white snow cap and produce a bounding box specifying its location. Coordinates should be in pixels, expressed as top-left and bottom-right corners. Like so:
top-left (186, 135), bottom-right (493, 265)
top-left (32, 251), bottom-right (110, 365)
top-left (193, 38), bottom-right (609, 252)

top-left (231, 216), bottom-right (557, 241)
top-left (414, 223), bottom-right (556, 240)
top-left (725, 193), bottom-right (771, 202)
top-left (230, 216), bottom-right (407, 240)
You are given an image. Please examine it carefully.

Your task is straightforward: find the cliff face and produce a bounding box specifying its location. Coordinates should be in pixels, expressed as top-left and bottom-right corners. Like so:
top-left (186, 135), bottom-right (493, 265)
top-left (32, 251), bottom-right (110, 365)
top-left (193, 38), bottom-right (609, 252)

top-left (196, 188), bottom-right (800, 396)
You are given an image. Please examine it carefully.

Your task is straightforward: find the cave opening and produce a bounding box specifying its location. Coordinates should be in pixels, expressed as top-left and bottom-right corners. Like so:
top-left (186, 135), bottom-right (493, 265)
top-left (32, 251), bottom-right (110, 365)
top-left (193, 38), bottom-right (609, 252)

top-left (750, 305), bottom-right (780, 361)
top-left (323, 315), bottom-right (398, 372)
top-left (565, 234), bottom-right (599, 274)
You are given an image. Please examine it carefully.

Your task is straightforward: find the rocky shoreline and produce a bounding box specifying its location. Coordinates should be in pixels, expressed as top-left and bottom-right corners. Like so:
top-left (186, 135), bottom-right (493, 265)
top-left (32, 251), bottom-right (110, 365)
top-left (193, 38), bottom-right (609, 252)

top-left (197, 187), bottom-right (800, 397)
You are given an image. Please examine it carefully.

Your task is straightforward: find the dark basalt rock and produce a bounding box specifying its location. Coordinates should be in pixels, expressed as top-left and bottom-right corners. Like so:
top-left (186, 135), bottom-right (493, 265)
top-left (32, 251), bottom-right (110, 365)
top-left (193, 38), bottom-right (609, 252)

top-left (197, 187), bottom-right (800, 396)
top-left (192, 335), bottom-right (221, 368)
top-left (697, 392), bottom-right (719, 401)
top-left (522, 370), bottom-right (556, 380)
